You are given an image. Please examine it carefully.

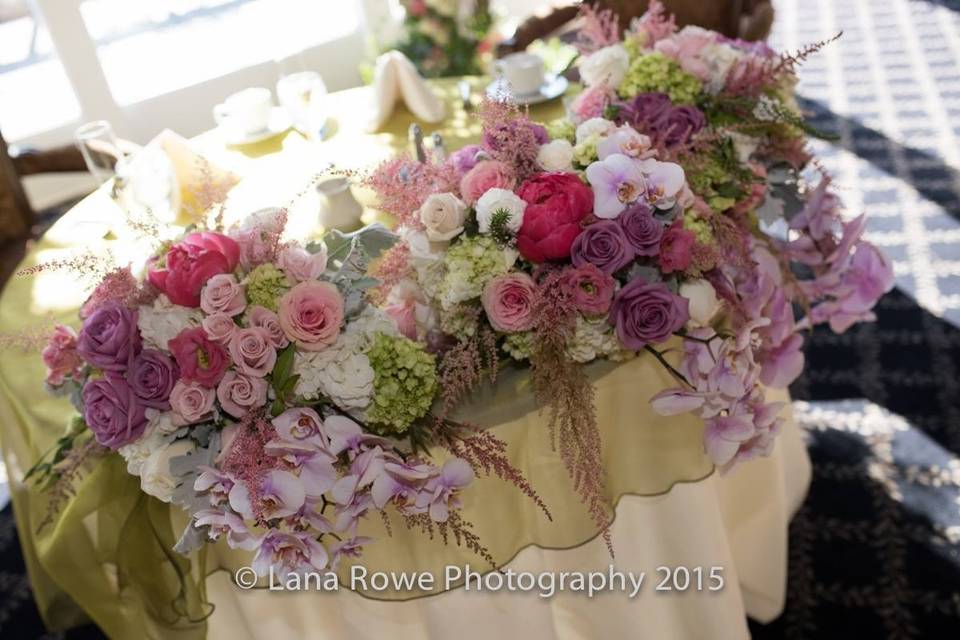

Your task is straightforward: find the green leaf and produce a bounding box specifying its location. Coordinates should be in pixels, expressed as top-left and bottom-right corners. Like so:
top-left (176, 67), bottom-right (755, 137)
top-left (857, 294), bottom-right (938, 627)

top-left (271, 344), bottom-right (296, 390)
top-left (270, 399), bottom-right (285, 417)
top-left (280, 374), bottom-right (300, 398)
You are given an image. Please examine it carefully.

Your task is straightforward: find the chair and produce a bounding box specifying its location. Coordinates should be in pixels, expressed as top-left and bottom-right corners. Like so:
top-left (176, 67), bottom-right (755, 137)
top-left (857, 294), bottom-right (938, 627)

top-left (497, 0), bottom-right (775, 57)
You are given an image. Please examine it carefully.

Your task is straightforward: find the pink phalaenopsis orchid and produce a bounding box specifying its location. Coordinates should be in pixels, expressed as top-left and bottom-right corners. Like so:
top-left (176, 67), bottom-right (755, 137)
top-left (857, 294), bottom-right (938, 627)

top-left (252, 530), bottom-right (329, 578)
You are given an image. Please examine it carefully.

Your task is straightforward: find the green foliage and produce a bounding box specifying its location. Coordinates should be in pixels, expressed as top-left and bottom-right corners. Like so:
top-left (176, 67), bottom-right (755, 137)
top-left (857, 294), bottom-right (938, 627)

top-left (269, 344), bottom-right (300, 416)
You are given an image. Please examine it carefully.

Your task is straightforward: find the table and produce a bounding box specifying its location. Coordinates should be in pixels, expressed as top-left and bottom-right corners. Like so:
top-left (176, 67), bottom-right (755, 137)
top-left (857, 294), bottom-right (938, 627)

top-left (0, 78), bottom-right (811, 640)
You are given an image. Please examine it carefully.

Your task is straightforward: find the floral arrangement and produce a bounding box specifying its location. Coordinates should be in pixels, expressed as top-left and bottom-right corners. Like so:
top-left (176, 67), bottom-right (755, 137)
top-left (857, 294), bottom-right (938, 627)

top-left (392, 0), bottom-right (494, 78)
top-left (31, 3), bottom-right (892, 582)
top-left (362, 2), bottom-right (893, 535)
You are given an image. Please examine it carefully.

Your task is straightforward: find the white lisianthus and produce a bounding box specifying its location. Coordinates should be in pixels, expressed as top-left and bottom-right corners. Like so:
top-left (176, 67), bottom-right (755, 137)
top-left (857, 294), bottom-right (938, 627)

top-left (578, 44), bottom-right (630, 89)
top-left (575, 117), bottom-right (616, 145)
top-left (680, 279), bottom-right (721, 327)
top-left (536, 139), bottom-right (575, 172)
top-left (140, 438), bottom-right (195, 503)
top-left (342, 306), bottom-right (401, 352)
top-left (138, 296), bottom-right (204, 350)
top-left (475, 188), bottom-right (527, 234)
top-left (419, 192), bottom-right (467, 242)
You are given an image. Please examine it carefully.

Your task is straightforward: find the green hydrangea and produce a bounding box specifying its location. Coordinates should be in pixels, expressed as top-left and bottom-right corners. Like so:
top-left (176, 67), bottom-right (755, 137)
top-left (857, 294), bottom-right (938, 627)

top-left (439, 236), bottom-right (516, 309)
top-left (366, 333), bottom-right (438, 434)
top-left (619, 52), bottom-right (702, 105)
top-left (683, 210), bottom-right (715, 245)
top-left (245, 264), bottom-right (290, 312)
top-left (440, 304), bottom-right (479, 339)
top-left (573, 135), bottom-right (600, 166)
top-left (546, 118), bottom-right (576, 143)
top-left (502, 331), bottom-right (533, 361)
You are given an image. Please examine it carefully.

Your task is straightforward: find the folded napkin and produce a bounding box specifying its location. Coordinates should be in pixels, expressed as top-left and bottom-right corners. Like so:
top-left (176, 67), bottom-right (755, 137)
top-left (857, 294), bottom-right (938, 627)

top-left (367, 51), bottom-right (446, 132)
top-left (124, 130), bottom-right (239, 227)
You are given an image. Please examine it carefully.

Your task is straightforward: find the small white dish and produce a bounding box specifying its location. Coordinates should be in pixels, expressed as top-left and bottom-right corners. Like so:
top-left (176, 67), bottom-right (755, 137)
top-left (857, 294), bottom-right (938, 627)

top-left (220, 107), bottom-right (292, 145)
top-left (486, 74), bottom-right (569, 106)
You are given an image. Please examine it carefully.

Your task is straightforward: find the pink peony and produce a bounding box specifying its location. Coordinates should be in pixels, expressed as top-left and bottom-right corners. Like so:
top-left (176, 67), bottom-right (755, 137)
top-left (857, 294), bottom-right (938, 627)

top-left (459, 160), bottom-right (516, 204)
top-left (202, 312), bottom-right (238, 344)
top-left (170, 380), bottom-right (216, 425)
top-left (42, 324), bottom-right (84, 385)
top-left (516, 173), bottom-right (595, 262)
top-left (658, 221), bottom-right (695, 274)
top-left (248, 306), bottom-right (289, 349)
top-left (217, 370), bottom-right (269, 418)
top-left (563, 264), bottom-right (616, 315)
top-left (481, 273), bottom-right (537, 333)
top-left (278, 281), bottom-right (344, 351)
top-left (229, 327), bottom-right (277, 377)
top-left (201, 273), bottom-right (246, 316)
top-left (168, 327), bottom-right (229, 388)
top-left (278, 244), bottom-right (327, 283)
top-left (148, 232), bottom-right (240, 308)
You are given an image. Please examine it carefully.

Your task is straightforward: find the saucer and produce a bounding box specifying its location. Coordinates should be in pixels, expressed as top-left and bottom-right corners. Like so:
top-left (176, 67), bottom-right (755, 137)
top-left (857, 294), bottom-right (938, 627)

top-left (486, 74), bottom-right (569, 106)
top-left (220, 107), bottom-right (292, 145)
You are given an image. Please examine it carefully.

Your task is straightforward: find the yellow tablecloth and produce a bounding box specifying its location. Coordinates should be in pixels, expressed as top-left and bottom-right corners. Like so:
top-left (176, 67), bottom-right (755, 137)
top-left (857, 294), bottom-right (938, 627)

top-left (0, 78), bottom-right (810, 640)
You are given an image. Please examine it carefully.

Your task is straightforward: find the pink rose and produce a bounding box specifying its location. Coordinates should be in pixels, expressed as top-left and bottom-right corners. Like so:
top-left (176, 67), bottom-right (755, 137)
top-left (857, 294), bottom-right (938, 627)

top-left (248, 306), bottom-right (289, 349)
top-left (170, 380), bottom-right (216, 425)
top-left (516, 173), bottom-right (594, 262)
top-left (216, 370), bottom-right (268, 418)
top-left (459, 160), bottom-right (516, 204)
top-left (201, 274), bottom-right (246, 316)
top-left (482, 273), bottom-right (537, 333)
top-left (147, 232), bottom-right (240, 307)
top-left (42, 324), bottom-right (83, 385)
top-left (658, 221), bottom-right (696, 274)
top-left (278, 281), bottom-right (344, 351)
top-left (278, 244), bottom-right (327, 282)
top-left (229, 327), bottom-right (277, 377)
top-left (563, 264), bottom-right (616, 315)
top-left (202, 312), bottom-right (238, 344)
top-left (168, 327), bottom-right (229, 388)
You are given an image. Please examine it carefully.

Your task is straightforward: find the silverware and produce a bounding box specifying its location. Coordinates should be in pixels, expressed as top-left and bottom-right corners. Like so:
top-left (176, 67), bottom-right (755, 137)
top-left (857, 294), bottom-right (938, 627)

top-left (409, 123), bottom-right (426, 163)
top-left (431, 132), bottom-right (446, 162)
top-left (458, 79), bottom-right (473, 111)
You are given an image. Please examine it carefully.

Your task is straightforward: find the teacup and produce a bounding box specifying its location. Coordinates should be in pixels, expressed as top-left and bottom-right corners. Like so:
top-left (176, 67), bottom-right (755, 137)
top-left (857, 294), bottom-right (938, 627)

top-left (496, 52), bottom-right (546, 96)
top-left (213, 87), bottom-right (272, 138)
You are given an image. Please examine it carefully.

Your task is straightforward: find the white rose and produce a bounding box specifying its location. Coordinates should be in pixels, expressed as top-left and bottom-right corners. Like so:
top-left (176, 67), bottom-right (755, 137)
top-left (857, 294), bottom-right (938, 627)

top-left (575, 117), bottom-right (616, 145)
top-left (578, 44), bottom-right (629, 88)
top-left (138, 296), bottom-right (203, 350)
top-left (475, 188), bottom-right (527, 234)
top-left (680, 279), bottom-right (721, 327)
top-left (140, 439), bottom-right (195, 502)
top-left (536, 139), bottom-right (575, 172)
top-left (419, 193), bottom-right (467, 242)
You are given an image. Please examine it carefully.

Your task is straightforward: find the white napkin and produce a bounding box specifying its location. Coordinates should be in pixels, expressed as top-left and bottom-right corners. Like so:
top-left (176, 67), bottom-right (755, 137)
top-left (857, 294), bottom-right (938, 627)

top-left (367, 51), bottom-right (446, 132)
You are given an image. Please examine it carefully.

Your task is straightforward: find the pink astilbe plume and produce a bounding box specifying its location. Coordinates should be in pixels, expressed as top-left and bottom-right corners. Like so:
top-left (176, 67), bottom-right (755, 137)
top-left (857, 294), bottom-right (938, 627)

top-left (221, 411), bottom-right (279, 521)
top-left (367, 243), bottom-right (412, 306)
top-left (404, 511), bottom-right (495, 567)
top-left (575, 3), bottom-right (621, 54)
top-left (478, 98), bottom-right (545, 181)
top-left (627, 0), bottom-right (677, 47)
top-left (79, 266), bottom-right (151, 318)
top-left (530, 269), bottom-right (612, 551)
top-left (0, 321), bottom-right (57, 352)
top-left (363, 155), bottom-right (460, 227)
top-left (185, 157), bottom-right (236, 227)
top-left (36, 438), bottom-right (109, 532)
top-left (17, 249), bottom-right (117, 286)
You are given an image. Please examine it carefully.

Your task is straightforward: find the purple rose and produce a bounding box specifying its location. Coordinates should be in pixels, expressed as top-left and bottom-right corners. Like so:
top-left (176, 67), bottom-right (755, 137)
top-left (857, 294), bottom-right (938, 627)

top-left (608, 279), bottom-right (690, 350)
top-left (77, 301), bottom-right (141, 372)
top-left (614, 93), bottom-right (673, 129)
top-left (661, 106), bottom-right (706, 147)
top-left (571, 220), bottom-right (636, 275)
top-left (619, 203), bottom-right (664, 256)
top-left (449, 144), bottom-right (484, 174)
top-left (83, 374), bottom-right (148, 449)
top-left (130, 349), bottom-right (180, 409)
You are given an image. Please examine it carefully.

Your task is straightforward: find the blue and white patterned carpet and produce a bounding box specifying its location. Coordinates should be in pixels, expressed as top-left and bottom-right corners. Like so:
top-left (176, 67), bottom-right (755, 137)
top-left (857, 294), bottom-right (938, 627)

top-left (3, 0), bottom-right (960, 637)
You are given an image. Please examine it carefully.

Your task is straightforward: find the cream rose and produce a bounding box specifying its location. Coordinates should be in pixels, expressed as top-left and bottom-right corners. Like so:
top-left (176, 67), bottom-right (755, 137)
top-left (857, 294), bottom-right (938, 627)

top-left (536, 139), bottom-right (575, 172)
top-left (578, 44), bottom-right (629, 88)
top-left (475, 188), bottom-right (527, 235)
top-left (419, 193), bottom-right (467, 242)
top-left (680, 279), bottom-right (721, 327)
top-left (140, 439), bottom-right (196, 502)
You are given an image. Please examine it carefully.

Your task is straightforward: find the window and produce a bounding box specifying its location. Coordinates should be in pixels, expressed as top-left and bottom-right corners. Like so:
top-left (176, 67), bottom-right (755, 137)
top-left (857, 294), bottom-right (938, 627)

top-left (78, 0), bottom-right (362, 105)
top-left (0, 1), bottom-right (81, 140)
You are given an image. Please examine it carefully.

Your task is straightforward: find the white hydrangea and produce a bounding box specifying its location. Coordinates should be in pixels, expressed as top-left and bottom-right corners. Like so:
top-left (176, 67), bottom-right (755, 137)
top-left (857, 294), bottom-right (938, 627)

top-left (566, 317), bottom-right (630, 363)
top-left (342, 306), bottom-right (400, 352)
top-left (118, 418), bottom-right (174, 477)
top-left (294, 340), bottom-right (375, 409)
top-left (138, 295), bottom-right (203, 350)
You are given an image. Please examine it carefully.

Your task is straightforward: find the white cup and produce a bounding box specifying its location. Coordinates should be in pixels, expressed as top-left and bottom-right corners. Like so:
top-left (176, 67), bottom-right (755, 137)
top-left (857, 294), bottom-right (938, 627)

top-left (496, 53), bottom-right (546, 96)
top-left (213, 87), bottom-right (272, 138)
